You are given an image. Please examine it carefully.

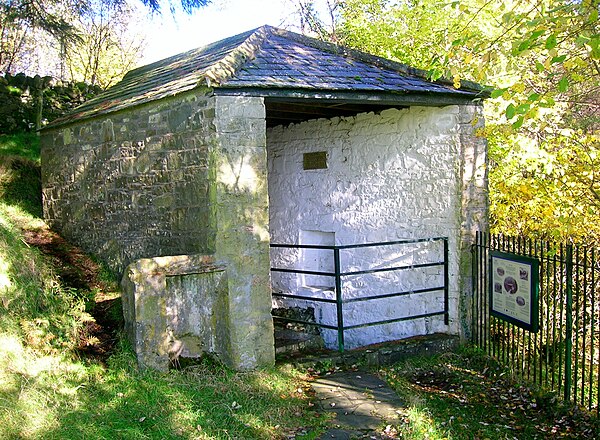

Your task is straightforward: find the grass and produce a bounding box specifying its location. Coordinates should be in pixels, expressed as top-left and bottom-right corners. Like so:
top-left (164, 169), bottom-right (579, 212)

top-left (0, 133), bottom-right (328, 439)
top-left (0, 133), bottom-right (40, 162)
top-left (0, 336), bottom-right (325, 439)
top-left (1, 132), bottom-right (598, 439)
top-left (377, 346), bottom-right (599, 439)
top-left (0, 133), bottom-right (41, 217)
top-left (0, 205), bottom-right (87, 353)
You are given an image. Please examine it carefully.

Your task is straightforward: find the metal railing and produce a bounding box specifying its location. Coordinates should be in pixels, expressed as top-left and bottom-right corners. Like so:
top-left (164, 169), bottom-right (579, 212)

top-left (472, 232), bottom-right (600, 415)
top-left (271, 237), bottom-right (449, 352)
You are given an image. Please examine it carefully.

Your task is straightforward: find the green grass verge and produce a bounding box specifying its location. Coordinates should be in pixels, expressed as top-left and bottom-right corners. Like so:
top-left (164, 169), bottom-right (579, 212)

top-left (0, 204), bottom-right (87, 352)
top-left (0, 133), bottom-right (42, 217)
top-left (1, 134), bottom-right (76, 351)
top-left (0, 336), bottom-right (326, 439)
top-left (0, 133), bottom-right (40, 162)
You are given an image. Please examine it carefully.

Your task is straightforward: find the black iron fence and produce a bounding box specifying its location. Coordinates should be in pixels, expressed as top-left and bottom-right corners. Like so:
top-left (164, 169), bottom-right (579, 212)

top-left (270, 237), bottom-right (449, 352)
top-left (472, 232), bottom-right (599, 415)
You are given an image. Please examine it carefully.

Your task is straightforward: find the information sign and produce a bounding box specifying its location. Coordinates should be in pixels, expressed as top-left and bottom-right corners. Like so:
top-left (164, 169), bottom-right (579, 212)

top-left (490, 251), bottom-right (539, 332)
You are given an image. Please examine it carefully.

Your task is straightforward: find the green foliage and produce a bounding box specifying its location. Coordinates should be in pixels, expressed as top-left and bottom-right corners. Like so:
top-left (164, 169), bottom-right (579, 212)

top-left (333, 1), bottom-right (474, 88)
top-left (333, 0), bottom-right (600, 242)
top-left (0, 0), bottom-right (83, 76)
top-left (486, 125), bottom-right (600, 241)
top-left (63, 0), bottom-right (147, 89)
top-left (1, 0), bottom-right (149, 89)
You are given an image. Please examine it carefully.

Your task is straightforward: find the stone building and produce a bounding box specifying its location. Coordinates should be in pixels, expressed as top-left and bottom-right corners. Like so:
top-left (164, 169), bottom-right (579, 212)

top-left (40, 26), bottom-right (488, 371)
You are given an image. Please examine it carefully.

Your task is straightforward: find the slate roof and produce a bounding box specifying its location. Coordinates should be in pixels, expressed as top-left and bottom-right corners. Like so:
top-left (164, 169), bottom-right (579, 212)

top-left (47, 25), bottom-right (487, 128)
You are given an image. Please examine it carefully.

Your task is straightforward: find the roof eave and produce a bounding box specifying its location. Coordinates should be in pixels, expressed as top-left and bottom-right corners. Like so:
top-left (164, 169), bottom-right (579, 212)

top-left (214, 86), bottom-right (486, 107)
top-left (41, 84), bottom-right (215, 132)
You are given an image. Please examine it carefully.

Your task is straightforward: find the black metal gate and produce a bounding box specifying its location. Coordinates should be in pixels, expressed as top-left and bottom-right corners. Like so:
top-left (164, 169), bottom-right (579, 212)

top-left (472, 232), bottom-right (599, 415)
top-left (271, 237), bottom-right (449, 352)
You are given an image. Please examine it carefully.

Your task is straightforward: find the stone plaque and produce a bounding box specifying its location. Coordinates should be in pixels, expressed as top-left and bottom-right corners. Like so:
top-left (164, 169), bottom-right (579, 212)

top-left (303, 151), bottom-right (328, 170)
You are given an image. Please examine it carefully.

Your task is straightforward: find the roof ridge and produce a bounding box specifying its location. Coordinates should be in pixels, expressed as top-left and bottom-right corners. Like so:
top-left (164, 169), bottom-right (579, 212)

top-left (203, 25), bottom-right (273, 87)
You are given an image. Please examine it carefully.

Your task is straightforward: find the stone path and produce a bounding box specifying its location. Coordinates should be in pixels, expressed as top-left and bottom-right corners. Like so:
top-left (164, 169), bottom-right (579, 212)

top-left (312, 370), bottom-right (404, 439)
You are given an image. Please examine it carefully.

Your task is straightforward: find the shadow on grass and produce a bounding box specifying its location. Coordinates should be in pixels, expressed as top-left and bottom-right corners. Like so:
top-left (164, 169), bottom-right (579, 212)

top-left (0, 156), bottom-right (42, 218)
top-left (33, 349), bottom-right (325, 440)
top-left (380, 348), bottom-right (600, 440)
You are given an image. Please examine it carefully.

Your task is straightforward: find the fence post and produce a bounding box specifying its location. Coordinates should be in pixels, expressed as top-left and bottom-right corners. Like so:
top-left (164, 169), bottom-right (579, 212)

top-left (444, 238), bottom-right (449, 326)
top-left (471, 234), bottom-right (477, 344)
top-left (564, 244), bottom-right (574, 402)
top-left (334, 247), bottom-right (345, 353)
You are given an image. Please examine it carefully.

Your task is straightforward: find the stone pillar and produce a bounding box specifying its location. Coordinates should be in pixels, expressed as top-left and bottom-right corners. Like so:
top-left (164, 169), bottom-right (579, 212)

top-left (212, 95), bottom-right (275, 369)
top-left (457, 103), bottom-right (489, 341)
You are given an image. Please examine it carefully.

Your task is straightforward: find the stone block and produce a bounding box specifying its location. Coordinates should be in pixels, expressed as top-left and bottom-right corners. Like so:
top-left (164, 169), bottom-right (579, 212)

top-left (121, 254), bottom-right (231, 371)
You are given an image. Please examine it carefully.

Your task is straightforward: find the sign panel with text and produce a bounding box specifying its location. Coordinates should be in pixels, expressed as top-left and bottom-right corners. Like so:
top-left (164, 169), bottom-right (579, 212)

top-left (490, 251), bottom-right (539, 332)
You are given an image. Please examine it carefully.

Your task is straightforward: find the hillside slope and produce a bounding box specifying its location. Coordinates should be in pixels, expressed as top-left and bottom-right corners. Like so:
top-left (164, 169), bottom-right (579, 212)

top-left (0, 132), bottom-right (323, 440)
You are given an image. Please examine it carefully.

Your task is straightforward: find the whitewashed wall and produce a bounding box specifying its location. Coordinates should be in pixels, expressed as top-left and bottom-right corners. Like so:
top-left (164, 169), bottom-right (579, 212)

top-left (267, 105), bottom-right (486, 349)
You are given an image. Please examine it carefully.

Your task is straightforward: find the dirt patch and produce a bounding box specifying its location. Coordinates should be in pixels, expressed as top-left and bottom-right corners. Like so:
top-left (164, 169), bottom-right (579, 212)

top-left (22, 225), bottom-right (122, 362)
top-left (23, 227), bottom-right (99, 291)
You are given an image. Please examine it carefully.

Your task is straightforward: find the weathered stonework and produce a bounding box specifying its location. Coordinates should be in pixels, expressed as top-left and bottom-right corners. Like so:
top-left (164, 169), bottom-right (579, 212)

top-left (121, 254), bottom-right (230, 371)
top-left (41, 90), bottom-right (217, 274)
top-left (213, 96), bottom-right (275, 369)
top-left (41, 91), bottom-right (276, 370)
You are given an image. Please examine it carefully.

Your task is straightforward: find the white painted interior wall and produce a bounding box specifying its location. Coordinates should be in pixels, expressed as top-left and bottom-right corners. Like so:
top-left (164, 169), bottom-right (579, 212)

top-left (267, 106), bottom-right (466, 349)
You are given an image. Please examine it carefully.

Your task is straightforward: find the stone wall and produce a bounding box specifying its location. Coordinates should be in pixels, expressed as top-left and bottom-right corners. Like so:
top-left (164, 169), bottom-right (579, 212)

top-left (41, 92), bottom-right (275, 370)
top-left (41, 90), bottom-right (218, 274)
top-left (266, 105), bottom-right (487, 348)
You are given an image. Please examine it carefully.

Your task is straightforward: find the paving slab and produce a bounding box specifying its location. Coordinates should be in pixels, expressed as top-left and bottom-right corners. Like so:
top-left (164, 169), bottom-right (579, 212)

top-left (311, 370), bottom-right (404, 439)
